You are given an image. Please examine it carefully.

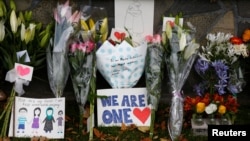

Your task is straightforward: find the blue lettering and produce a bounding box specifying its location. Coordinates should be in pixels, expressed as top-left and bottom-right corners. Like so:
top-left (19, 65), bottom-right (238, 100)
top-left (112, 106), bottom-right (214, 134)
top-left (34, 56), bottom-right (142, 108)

top-left (138, 94), bottom-right (145, 107)
top-left (112, 95), bottom-right (119, 106)
top-left (102, 110), bottom-right (113, 124)
top-left (123, 108), bottom-right (132, 123)
top-left (130, 95), bottom-right (138, 107)
top-left (112, 109), bottom-right (122, 123)
top-left (121, 95), bottom-right (130, 107)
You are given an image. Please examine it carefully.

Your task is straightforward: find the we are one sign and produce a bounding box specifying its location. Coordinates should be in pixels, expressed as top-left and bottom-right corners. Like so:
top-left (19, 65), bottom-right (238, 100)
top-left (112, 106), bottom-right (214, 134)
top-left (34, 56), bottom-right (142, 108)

top-left (97, 88), bottom-right (151, 127)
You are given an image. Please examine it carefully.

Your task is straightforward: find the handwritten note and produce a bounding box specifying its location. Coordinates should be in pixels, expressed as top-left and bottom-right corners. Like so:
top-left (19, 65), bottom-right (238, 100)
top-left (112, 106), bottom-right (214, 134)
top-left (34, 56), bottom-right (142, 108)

top-left (96, 40), bottom-right (147, 88)
top-left (9, 97), bottom-right (65, 139)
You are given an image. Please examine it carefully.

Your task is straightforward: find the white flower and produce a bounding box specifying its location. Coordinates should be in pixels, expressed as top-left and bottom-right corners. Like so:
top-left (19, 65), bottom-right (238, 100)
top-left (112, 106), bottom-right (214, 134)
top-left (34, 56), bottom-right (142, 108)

top-left (179, 32), bottom-right (186, 51)
top-left (205, 103), bottom-right (217, 114)
top-left (10, 10), bottom-right (18, 33)
top-left (184, 41), bottom-right (199, 59)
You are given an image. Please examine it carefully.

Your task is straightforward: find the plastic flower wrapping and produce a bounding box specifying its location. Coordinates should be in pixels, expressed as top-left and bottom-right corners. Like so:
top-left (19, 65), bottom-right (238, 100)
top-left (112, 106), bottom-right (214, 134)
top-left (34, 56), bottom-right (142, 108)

top-left (162, 17), bottom-right (199, 140)
top-left (96, 28), bottom-right (147, 88)
top-left (184, 92), bottom-right (239, 124)
top-left (194, 32), bottom-right (249, 96)
top-left (47, 0), bottom-right (79, 98)
top-left (67, 5), bottom-right (108, 134)
top-left (144, 34), bottom-right (165, 138)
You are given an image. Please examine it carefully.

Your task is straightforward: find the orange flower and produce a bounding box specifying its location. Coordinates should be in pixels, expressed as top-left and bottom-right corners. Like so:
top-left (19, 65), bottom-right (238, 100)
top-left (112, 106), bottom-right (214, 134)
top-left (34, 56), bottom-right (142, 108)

top-left (242, 29), bottom-right (250, 42)
top-left (196, 102), bottom-right (205, 113)
top-left (218, 105), bottom-right (226, 115)
top-left (213, 93), bottom-right (224, 103)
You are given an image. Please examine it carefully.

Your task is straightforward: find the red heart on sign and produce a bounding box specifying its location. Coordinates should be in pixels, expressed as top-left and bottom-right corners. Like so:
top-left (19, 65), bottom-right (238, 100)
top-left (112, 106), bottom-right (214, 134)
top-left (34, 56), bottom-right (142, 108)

top-left (114, 32), bottom-right (126, 40)
top-left (17, 65), bottom-right (30, 76)
top-left (133, 107), bottom-right (151, 124)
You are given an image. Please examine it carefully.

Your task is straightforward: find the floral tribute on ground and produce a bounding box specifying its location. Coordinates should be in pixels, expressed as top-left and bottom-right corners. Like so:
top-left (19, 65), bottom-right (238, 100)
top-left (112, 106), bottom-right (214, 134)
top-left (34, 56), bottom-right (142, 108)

top-left (0, 0), bottom-right (52, 139)
top-left (185, 32), bottom-right (249, 126)
top-left (67, 5), bottom-right (108, 140)
top-left (162, 16), bottom-right (200, 141)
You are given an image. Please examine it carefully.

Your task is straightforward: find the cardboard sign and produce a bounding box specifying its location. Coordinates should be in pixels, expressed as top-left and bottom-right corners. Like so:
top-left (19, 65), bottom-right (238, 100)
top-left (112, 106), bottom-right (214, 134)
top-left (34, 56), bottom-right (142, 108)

top-left (97, 88), bottom-right (151, 127)
top-left (9, 97), bottom-right (65, 139)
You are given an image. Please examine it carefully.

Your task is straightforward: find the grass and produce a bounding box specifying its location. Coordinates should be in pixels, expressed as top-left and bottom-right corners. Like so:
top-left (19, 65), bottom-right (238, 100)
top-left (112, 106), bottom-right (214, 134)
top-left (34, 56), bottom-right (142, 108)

top-left (1, 99), bottom-right (250, 141)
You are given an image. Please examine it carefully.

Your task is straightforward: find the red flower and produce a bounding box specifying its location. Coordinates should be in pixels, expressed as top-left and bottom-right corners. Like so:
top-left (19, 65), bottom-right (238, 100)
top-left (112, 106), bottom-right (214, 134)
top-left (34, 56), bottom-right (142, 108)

top-left (230, 36), bottom-right (243, 45)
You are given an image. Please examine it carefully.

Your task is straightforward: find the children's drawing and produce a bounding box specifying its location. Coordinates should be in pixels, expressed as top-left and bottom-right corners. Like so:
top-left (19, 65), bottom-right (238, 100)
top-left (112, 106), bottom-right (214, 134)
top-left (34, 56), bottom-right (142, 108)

top-left (9, 97), bottom-right (65, 139)
top-left (43, 107), bottom-right (55, 133)
top-left (17, 107), bottom-right (28, 133)
top-left (31, 107), bottom-right (41, 134)
top-left (56, 110), bottom-right (64, 133)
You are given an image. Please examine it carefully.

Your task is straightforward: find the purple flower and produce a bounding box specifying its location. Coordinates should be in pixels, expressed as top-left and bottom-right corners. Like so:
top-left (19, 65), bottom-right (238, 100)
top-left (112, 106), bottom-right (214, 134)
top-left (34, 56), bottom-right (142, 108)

top-left (193, 82), bottom-right (205, 96)
top-left (215, 80), bottom-right (227, 95)
top-left (195, 58), bottom-right (209, 74)
top-left (211, 60), bottom-right (229, 75)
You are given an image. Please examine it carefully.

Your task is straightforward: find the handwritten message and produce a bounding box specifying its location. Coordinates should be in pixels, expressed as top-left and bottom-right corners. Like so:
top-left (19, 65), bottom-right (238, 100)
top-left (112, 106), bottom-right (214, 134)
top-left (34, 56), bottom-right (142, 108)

top-left (9, 97), bottom-right (65, 139)
top-left (97, 88), bottom-right (151, 127)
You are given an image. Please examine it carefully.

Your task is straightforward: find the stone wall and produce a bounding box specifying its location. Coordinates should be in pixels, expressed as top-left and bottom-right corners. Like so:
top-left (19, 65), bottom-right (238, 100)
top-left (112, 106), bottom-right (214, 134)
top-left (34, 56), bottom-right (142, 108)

top-left (4, 0), bottom-right (250, 104)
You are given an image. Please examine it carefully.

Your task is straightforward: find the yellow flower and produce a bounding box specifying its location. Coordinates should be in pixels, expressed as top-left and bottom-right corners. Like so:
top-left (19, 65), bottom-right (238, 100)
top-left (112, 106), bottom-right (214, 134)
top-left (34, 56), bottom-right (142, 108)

top-left (196, 102), bottom-right (205, 113)
top-left (218, 105), bottom-right (227, 115)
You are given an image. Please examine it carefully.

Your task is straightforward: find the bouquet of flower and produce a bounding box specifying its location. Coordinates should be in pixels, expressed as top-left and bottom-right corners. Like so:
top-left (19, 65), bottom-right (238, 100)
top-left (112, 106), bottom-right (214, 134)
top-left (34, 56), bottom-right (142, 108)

top-left (144, 34), bottom-right (165, 138)
top-left (162, 17), bottom-right (199, 140)
top-left (96, 27), bottom-right (147, 89)
top-left (184, 92), bottom-right (239, 124)
top-left (0, 0), bottom-right (52, 139)
top-left (194, 32), bottom-right (249, 96)
top-left (0, 0), bottom-right (52, 72)
top-left (47, 0), bottom-right (80, 98)
top-left (67, 5), bottom-right (108, 140)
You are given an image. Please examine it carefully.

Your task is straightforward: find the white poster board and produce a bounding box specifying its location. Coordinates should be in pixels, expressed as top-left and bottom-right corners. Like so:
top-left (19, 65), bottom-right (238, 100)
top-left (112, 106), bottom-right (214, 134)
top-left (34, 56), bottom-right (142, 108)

top-left (9, 97), bottom-right (65, 139)
top-left (115, 0), bottom-right (154, 43)
top-left (97, 88), bottom-right (151, 127)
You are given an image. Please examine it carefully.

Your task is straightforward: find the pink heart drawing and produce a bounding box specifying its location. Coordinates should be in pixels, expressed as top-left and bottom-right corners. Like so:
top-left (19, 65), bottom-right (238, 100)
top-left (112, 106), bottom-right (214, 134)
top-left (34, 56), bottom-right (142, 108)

top-left (17, 65), bottom-right (30, 76)
top-left (133, 107), bottom-right (151, 124)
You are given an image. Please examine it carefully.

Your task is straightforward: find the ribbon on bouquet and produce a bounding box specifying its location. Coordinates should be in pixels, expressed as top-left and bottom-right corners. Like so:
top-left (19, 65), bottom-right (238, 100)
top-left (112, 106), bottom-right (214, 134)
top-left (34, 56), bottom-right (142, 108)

top-left (5, 69), bottom-right (30, 96)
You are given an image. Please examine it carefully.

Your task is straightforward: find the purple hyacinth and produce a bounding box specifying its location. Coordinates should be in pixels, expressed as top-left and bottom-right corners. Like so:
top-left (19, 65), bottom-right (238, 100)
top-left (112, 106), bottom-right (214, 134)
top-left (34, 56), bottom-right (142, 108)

top-left (195, 58), bottom-right (209, 74)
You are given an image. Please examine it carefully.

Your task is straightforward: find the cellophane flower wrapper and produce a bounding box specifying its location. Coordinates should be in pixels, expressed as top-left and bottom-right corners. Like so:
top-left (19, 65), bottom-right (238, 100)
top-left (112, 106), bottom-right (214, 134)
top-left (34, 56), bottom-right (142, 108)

top-left (164, 22), bottom-right (199, 140)
top-left (145, 39), bottom-right (165, 110)
top-left (96, 40), bottom-right (147, 88)
top-left (47, 1), bottom-right (74, 97)
top-left (67, 30), bottom-right (96, 116)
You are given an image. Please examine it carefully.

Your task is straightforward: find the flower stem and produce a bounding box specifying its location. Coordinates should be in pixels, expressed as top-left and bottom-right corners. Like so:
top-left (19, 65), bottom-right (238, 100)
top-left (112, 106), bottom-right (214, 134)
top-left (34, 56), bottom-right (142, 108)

top-left (0, 87), bottom-right (15, 138)
top-left (89, 102), bottom-right (94, 141)
top-left (149, 109), bottom-right (155, 139)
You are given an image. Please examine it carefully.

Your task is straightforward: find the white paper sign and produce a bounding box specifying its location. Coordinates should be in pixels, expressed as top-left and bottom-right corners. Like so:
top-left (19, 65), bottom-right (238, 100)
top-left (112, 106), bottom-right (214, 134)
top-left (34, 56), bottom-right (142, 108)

top-left (15, 63), bottom-right (34, 81)
top-left (97, 88), bottom-right (151, 127)
top-left (162, 17), bottom-right (184, 31)
top-left (96, 40), bottom-right (147, 88)
top-left (9, 97), bottom-right (65, 139)
top-left (115, 0), bottom-right (154, 43)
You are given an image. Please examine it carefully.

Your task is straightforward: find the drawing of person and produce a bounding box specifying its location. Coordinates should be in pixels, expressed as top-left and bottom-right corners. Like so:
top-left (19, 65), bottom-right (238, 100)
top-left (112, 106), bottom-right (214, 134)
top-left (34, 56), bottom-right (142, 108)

top-left (56, 110), bottom-right (64, 133)
top-left (43, 107), bottom-right (55, 133)
top-left (124, 0), bottom-right (144, 38)
top-left (31, 107), bottom-right (41, 134)
top-left (17, 107), bottom-right (28, 133)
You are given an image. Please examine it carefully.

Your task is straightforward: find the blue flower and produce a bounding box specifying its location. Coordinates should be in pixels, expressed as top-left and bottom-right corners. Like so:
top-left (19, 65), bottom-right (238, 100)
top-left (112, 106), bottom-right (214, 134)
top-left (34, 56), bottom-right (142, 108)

top-left (215, 80), bottom-right (227, 95)
top-left (194, 58), bottom-right (209, 74)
